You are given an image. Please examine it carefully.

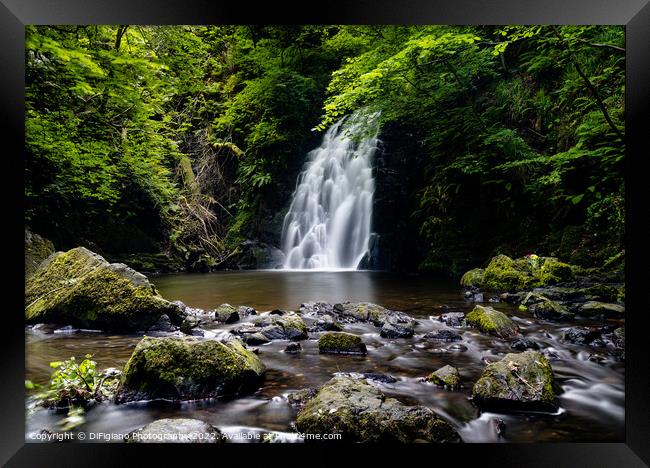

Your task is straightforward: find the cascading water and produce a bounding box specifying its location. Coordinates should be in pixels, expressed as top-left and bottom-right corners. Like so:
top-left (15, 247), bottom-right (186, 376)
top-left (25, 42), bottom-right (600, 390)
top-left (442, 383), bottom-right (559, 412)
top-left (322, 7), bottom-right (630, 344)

top-left (281, 111), bottom-right (380, 270)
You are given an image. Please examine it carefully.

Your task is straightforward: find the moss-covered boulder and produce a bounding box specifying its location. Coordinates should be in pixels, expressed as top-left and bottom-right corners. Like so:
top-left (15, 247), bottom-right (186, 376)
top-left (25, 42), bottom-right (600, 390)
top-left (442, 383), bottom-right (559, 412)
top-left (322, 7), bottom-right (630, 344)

top-left (25, 247), bottom-right (184, 331)
top-left (471, 350), bottom-right (557, 411)
top-left (465, 305), bottom-right (519, 338)
top-left (115, 336), bottom-right (265, 403)
top-left (295, 376), bottom-right (460, 442)
top-left (25, 227), bottom-right (55, 278)
top-left (479, 254), bottom-right (575, 292)
top-left (460, 268), bottom-right (485, 288)
top-left (214, 304), bottom-right (240, 323)
top-left (427, 365), bottom-right (461, 389)
top-left (128, 418), bottom-right (226, 443)
top-left (318, 332), bottom-right (367, 355)
top-left (333, 302), bottom-right (391, 325)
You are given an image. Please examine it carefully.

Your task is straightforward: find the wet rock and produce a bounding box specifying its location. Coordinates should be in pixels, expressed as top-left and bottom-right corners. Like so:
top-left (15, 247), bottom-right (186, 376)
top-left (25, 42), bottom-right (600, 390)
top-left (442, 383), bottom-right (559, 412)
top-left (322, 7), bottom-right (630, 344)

top-left (25, 247), bottom-right (185, 331)
top-left (465, 305), bottom-right (519, 338)
top-left (427, 365), bottom-right (461, 389)
top-left (237, 306), bottom-right (257, 318)
top-left (439, 312), bottom-right (465, 327)
top-left (460, 268), bottom-right (485, 288)
top-left (147, 314), bottom-right (176, 333)
top-left (299, 302), bottom-right (335, 316)
top-left (214, 304), bottom-right (240, 324)
top-left (53, 325), bottom-right (79, 334)
top-left (612, 327), bottom-right (625, 349)
top-left (380, 316), bottom-right (415, 338)
top-left (359, 372), bottom-right (398, 383)
top-left (190, 328), bottom-right (205, 337)
top-left (180, 316), bottom-right (201, 335)
top-left (311, 316), bottom-right (344, 332)
top-left (477, 254), bottom-right (574, 292)
top-left (529, 300), bottom-right (574, 322)
top-left (295, 375), bottom-right (460, 443)
top-left (287, 388), bottom-right (318, 409)
top-left (578, 301), bottom-right (625, 318)
top-left (333, 302), bottom-right (414, 328)
top-left (243, 332), bottom-right (271, 345)
top-left (284, 342), bottom-right (302, 354)
top-left (424, 329), bottom-right (462, 342)
top-left (128, 418), bottom-right (225, 443)
top-left (115, 336), bottom-right (265, 403)
top-left (492, 418), bottom-right (506, 437)
top-left (563, 327), bottom-right (601, 345)
top-left (510, 338), bottom-right (540, 351)
top-left (233, 312), bottom-right (308, 341)
top-left (318, 332), bottom-right (367, 355)
top-left (471, 350), bottom-right (557, 412)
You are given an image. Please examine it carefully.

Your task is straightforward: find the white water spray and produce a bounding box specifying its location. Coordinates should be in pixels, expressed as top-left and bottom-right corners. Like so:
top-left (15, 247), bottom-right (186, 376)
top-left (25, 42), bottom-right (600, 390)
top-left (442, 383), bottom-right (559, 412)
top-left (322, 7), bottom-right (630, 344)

top-left (281, 112), bottom-right (380, 270)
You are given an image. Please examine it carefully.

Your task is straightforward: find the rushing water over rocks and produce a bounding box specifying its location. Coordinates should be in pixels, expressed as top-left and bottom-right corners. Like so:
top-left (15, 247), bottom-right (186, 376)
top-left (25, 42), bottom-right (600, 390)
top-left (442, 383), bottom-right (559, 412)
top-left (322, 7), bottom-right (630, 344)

top-left (25, 271), bottom-right (624, 443)
top-left (281, 112), bottom-right (380, 269)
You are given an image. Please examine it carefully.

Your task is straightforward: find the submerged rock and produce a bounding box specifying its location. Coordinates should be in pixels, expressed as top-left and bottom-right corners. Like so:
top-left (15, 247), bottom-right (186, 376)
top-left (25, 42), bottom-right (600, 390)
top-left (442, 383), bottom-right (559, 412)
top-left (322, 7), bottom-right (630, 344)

top-left (295, 376), bottom-right (460, 443)
top-left (25, 247), bottom-right (184, 331)
top-left (283, 342), bottom-right (302, 354)
top-left (465, 305), bottom-right (519, 338)
top-left (318, 332), bottom-right (367, 355)
top-left (424, 329), bottom-right (462, 342)
top-left (510, 338), bottom-right (540, 351)
top-left (427, 365), bottom-right (461, 389)
top-left (115, 336), bottom-right (265, 403)
top-left (128, 418), bottom-right (225, 443)
top-left (471, 350), bottom-right (557, 411)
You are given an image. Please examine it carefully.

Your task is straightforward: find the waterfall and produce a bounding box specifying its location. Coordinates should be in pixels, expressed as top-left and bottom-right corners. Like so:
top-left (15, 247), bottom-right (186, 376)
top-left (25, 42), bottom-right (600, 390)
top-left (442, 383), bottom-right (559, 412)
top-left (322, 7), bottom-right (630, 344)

top-left (281, 111), bottom-right (380, 270)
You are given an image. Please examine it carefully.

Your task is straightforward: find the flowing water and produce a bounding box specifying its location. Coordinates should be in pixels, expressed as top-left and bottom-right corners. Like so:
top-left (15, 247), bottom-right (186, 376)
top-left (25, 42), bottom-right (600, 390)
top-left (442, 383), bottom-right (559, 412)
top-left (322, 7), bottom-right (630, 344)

top-left (281, 112), bottom-right (379, 269)
top-left (25, 271), bottom-right (624, 443)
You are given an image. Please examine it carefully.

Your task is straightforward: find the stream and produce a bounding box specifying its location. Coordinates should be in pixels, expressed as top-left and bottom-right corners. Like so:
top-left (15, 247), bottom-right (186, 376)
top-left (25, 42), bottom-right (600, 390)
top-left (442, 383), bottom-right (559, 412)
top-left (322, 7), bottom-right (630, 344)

top-left (25, 270), bottom-right (625, 443)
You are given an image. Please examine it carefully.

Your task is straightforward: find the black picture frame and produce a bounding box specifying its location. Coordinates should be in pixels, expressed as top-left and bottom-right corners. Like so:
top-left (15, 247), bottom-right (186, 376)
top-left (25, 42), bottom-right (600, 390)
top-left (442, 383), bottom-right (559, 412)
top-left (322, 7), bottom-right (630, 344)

top-left (2, 0), bottom-right (648, 465)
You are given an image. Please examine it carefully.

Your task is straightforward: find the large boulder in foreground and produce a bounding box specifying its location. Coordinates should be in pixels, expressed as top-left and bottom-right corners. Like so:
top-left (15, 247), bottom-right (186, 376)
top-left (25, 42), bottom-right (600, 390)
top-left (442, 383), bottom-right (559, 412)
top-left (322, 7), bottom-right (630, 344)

top-left (115, 336), bottom-right (265, 403)
top-left (471, 350), bottom-right (557, 411)
top-left (295, 376), bottom-right (460, 443)
top-left (25, 247), bottom-right (184, 331)
top-left (25, 227), bottom-right (55, 278)
top-left (465, 305), bottom-right (519, 338)
top-left (128, 418), bottom-right (225, 443)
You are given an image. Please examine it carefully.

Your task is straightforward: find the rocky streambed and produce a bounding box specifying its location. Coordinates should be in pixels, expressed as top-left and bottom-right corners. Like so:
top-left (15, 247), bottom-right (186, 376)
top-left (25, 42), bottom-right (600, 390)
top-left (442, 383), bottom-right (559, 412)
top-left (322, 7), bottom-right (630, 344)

top-left (25, 249), bottom-right (625, 443)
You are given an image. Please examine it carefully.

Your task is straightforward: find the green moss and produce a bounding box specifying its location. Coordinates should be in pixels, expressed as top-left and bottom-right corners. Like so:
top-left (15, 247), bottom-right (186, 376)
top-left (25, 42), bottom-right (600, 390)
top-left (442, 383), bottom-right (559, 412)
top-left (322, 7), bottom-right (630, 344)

top-left (25, 228), bottom-right (55, 278)
top-left (25, 247), bottom-right (182, 330)
top-left (465, 304), bottom-right (519, 338)
top-left (535, 257), bottom-right (574, 285)
top-left (460, 268), bottom-right (485, 288)
top-left (318, 332), bottom-right (367, 354)
top-left (333, 302), bottom-right (389, 325)
top-left (471, 350), bottom-right (557, 411)
top-left (116, 336), bottom-right (265, 402)
top-left (427, 365), bottom-right (460, 389)
top-left (214, 304), bottom-right (239, 323)
top-left (480, 254), bottom-right (575, 292)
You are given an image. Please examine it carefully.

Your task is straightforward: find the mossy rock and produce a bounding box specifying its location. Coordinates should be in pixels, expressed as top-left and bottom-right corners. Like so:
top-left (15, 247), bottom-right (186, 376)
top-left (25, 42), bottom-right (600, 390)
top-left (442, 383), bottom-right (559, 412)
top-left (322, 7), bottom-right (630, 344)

top-left (25, 228), bottom-right (55, 278)
top-left (318, 332), bottom-right (367, 355)
top-left (128, 418), bottom-right (226, 443)
top-left (115, 336), bottom-right (265, 403)
top-left (529, 300), bottom-right (574, 322)
top-left (460, 268), bottom-right (485, 288)
top-left (333, 302), bottom-right (390, 325)
top-left (214, 304), bottom-right (240, 323)
top-left (25, 247), bottom-right (184, 331)
top-left (481, 255), bottom-right (575, 292)
top-left (471, 350), bottom-right (557, 411)
top-left (578, 301), bottom-right (625, 318)
top-left (295, 376), bottom-right (460, 443)
top-left (427, 365), bottom-right (461, 390)
top-left (465, 305), bottom-right (519, 338)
